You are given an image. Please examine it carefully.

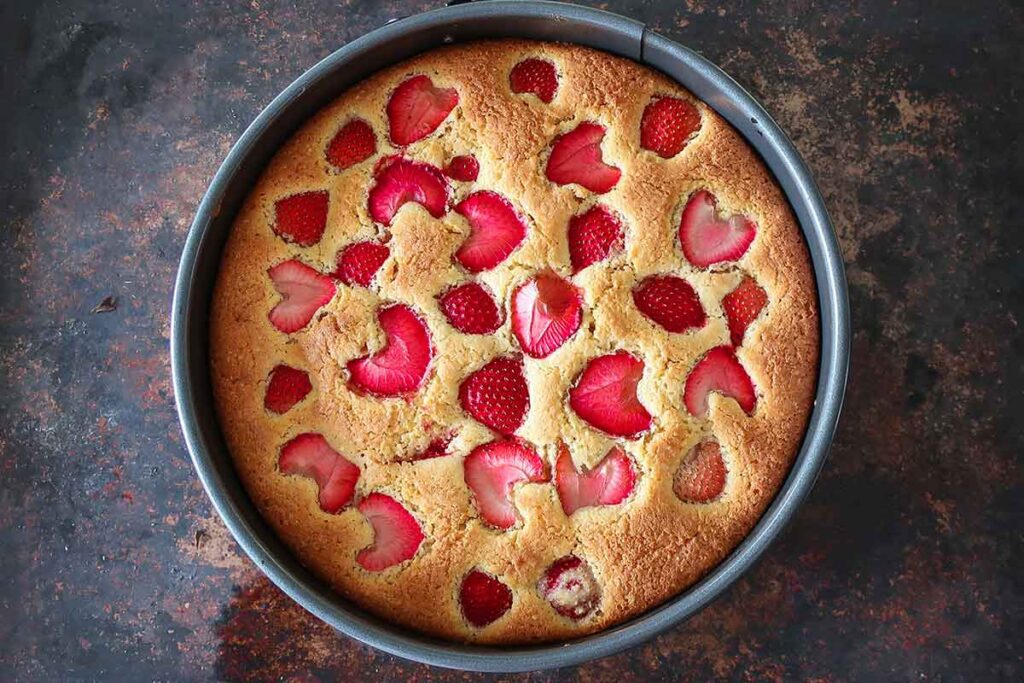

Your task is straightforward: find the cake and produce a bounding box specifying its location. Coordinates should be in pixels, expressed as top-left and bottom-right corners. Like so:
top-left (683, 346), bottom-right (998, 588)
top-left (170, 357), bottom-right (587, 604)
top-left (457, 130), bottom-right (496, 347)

top-left (210, 39), bottom-right (819, 644)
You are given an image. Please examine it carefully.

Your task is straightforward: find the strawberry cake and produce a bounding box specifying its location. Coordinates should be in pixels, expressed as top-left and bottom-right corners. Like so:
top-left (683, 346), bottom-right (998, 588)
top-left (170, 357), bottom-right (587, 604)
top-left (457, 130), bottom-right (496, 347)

top-left (210, 40), bottom-right (818, 643)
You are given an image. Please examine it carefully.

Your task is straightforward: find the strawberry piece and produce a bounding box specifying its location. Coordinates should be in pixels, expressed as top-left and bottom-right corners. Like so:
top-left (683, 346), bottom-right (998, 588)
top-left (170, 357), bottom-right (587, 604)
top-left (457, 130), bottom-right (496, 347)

top-left (464, 440), bottom-right (548, 529)
top-left (264, 365), bottom-right (312, 414)
top-left (511, 272), bottom-right (582, 358)
top-left (683, 345), bottom-right (757, 418)
top-left (387, 74), bottom-right (458, 146)
top-left (453, 191), bottom-right (528, 272)
top-left (568, 351), bottom-right (652, 438)
top-left (568, 204), bottom-right (625, 274)
top-left (335, 240), bottom-right (390, 287)
top-left (460, 570), bottom-right (513, 628)
top-left (538, 556), bottom-right (599, 620)
top-left (267, 260), bottom-right (336, 333)
top-left (459, 356), bottom-right (529, 435)
top-left (444, 155), bottom-right (480, 182)
top-left (326, 119), bottom-right (376, 170)
top-left (278, 433), bottom-right (360, 513)
top-left (640, 96), bottom-right (701, 158)
top-left (439, 282), bottom-right (503, 334)
top-left (554, 444), bottom-right (636, 515)
top-left (273, 191), bottom-right (329, 247)
top-left (368, 156), bottom-right (449, 226)
top-left (509, 58), bottom-right (558, 103)
top-left (545, 122), bottom-right (621, 194)
top-left (679, 190), bottom-right (756, 267)
top-left (356, 492), bottom-right (425, 571)
top-left (348, 304), bottom-right (433, 397)
top-left (632, 275), bottom-right (707, 333)
top-left (722, 276), bottom-right (768, 346)
top-left (412, 435), bottom-right (452, 460)
top-left (674, 440), bottom-right (727, 503)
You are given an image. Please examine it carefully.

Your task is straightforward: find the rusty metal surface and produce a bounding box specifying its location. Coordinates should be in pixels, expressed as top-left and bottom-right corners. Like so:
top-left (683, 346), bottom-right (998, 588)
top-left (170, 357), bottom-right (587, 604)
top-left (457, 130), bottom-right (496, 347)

top-left (0, 0), bottom-right (1021, 680)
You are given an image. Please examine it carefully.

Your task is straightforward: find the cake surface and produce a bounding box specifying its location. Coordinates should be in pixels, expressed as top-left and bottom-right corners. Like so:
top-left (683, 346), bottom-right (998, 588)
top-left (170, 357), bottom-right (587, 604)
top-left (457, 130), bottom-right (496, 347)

top-left (210, 39), bottom-right (819, 644)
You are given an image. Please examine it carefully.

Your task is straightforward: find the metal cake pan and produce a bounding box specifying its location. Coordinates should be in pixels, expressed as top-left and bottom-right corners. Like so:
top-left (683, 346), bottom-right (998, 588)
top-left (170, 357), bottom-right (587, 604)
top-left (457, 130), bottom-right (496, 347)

top-left (171, 0), bottom-right (850, 672)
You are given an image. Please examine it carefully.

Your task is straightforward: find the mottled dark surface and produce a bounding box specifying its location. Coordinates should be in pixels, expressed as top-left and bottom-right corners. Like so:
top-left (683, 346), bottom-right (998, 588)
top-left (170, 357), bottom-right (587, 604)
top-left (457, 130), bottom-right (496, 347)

top-left (1, 0), bottom-right (1021, 680)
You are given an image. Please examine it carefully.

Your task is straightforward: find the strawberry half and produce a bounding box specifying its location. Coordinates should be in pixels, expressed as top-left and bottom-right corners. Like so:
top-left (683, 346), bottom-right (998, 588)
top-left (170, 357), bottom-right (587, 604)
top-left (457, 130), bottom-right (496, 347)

top-left (632, 274), bottom-right (707, 333)
top-left (444, 154), bottom-right (479, 182)
top-left (679, 190), bottom-right (756, 267)
top-left (460, 570), bottom-right (513, 628)
top-left (454, 191), bottom-right (528, 273)
top-left (554, 443), bottom-right (636, 515)
top-left (568, 204), bottom-right (625, 274)
top-left (683, 345), bottom-right (756, 418)
top-left (278, 433), bottom-right (360, 513)
top-left (722, 276), bottom-right (768, 346)
top-left (459, 356), bottom-right (529, 435)
top-left (538, 556), bottom-right (599, 620)
top-left (368, 156), bottom-right (449, 226)
top-left (335, 240), bottom-right (390, 287)
top-left (264, 365), bottom-right (312, 414)
top-left (273, 191), bottom-right (329, 247)
top-left (509, 58), bottom-right (558, 103)
top-left (326, 118), bottom-right (376, 170)
top-left (267, 260), bottom-right (336, 333)
top-left (464, 440), bottom-right (548, 529)
top-left (439, 281), bottom-right (503, 334)
top-left (568, 351), bottom-right (652, 438)
top-left (511, 272), bottom-right (583, 358)
top-left (356, 492), bottom-right (425, 571)
top-left (640, 96), bottom-right (701, 158)
top-left (387, 74), bottom-right (458, 146)
top-left (348, 304), bottom-right (433, 397)
top-left (674, 440), bottom-right (727, 503)
top-left (545, 122), bottom-right (621, 194)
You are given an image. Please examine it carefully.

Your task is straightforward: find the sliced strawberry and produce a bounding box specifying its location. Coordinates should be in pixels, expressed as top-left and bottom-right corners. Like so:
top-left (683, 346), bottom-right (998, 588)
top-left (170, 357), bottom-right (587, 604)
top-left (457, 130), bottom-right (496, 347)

top-left (460, 570), bottom-right (513, 628)
top-left (412, 434), bottom-right (453, 460)
top-left (335, 240), bottom-right (390, 287)
top-left (356, 492), bottom-right (425, 571)
top-left (640, 96), bottom-right (701, 158)
top-left (568, 351), bottom-right (652, 439)
top-left (722, 276), bottom-right (768, 346)
top-left (509, 58), bottom-right (558, 103)
top-left (278, 433), bottom-right (360, 513)
top-left (554, 443), bottom-right (636, 515)
top-left (326, 119), bottom-right (376, 170)
top-left (683, 345), bottom-right (757, 418)
top-left (387, 74), bottom-right (458, 146)
top-left (464, 440), bottom-right (548, 529)
top-left (439, 281), bottom-right (503, 334)
top-left (568, 204), bottom-right (625, 274)
top-left (273, 191), bottom-right (329, 247)
top-left (348, 304), bottom-right (432, 397)
top-left (674, 440), bottom-right (727, 503)
top-left (459, 356), bottom-right (529, 435)
top-left (632, 275), bottom-right (707, 333)
top-left (267, 260), bottom-right (336, 333)
top-left (264, 365), bottom-right (312, 414)
top-left (368, 156), bottom-right (449, 226)
top-left (453, 191), bottom-right (528, 273)
top-left (545, 122), bottom-right (621, 194)
top-left (511, 272), bottom-right (582, 358)
top-left (444, 154), bottom-right (479, 182)
top-left (538, 555), bottom-right (599, 620)
top-left (679, 190), bottom-right (756, 267)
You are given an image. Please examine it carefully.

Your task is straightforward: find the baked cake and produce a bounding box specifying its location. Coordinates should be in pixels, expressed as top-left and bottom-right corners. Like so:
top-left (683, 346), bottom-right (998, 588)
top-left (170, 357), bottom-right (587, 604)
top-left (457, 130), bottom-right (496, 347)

top-left (210, 40), bottom-right (819, 644)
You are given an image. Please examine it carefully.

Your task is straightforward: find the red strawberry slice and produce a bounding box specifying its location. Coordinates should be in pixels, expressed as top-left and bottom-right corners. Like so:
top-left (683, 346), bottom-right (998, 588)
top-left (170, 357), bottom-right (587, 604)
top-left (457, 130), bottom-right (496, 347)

top-left (545, 122), bottom-right (621, 194)
top-left (674, 440), bottom-right (727, 503)
top-left (464, 440), bottom-right (548, 529)
top-left (453, 191), bottom-right (528, 273)
top-left (368, 156), bottom-right (449, 226)
top-left (387, 74), bottom-right (458, 146)
top-left (356, 492), bottom-right (425, 571)
top-left (632, 274), bottom-right (707, 333)
top-left (326, 119), bottom-right (376, 170)
top-left (460, 570), bottom-right (513, 628)
top-left (439, 281), bottom-right (503, 334)
top-left (538, 556), bottom-right (600, 620)
top-left (679, 190), bottom-right (756, 267)
top-left (273, 191), bottom-right (329, 247)
top-left (554, 444), bottom-right (636, 515)
top-left (264, 365), bottom-right (312, 414)
top-left (335, 240), bottom-right (390, 287)
top-left (568, 204), bottom-right (625, 274)
top-left (278, 433), bottom-right (360, 513)
top-left (640, 96), bottom-right (701, 158)
top-left (722, 276), bottom-right (768, 346)
top-left (459, 356), bottom-right (529, 435)
top-left (568, 351), bottom-right (652, 438)
top-left (683, 345), bottom-right (756, 417)
top-left (348, 304), bottom-right (432, 397)
top-left (444, 155), bottom-right (479, 182)
top-left (509, 58), bottom-right (558, 103)
top-left (511, 272), bottom-right (583, 358)
top-left (267, 260), bottom-right (336, 333)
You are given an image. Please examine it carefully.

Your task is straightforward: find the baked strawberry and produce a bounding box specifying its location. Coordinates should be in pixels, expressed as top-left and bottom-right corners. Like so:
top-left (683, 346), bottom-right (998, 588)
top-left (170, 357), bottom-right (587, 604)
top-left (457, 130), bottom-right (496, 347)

top-left (439, 281), bottom-right (503, 334)
top-left (464, 440), bottom-right (548, 529)
top-left (444, 154), bottom-right (479, 182)
top-left (511, 272), bottom-right (582, 358)
top-left (348, 304), bottom-right (433, 397)
top-left (674, 440), bottom-right (727, 503)
top-left (538, 556), bottom-right (599, 620)
top-left (273, 191), bottom-right (329, 247)
top-left (640, 96), bottom-right (701, 158)
top-left (387, 74), bottom-right (458, 146)
top-left (509, 58), bottom-right (558, 103)
top-left (412, 434), bottom-right (453, 461)
top-left (679, 190), bottom-right (756, 267)
top-left (632, 274), bottom-right (706, 333)
top-left (356, 492), bottom-right (425, 571)
top-left (683, 345), bottom-right (756, 418)
top-left (568, 351), bottom-right (652, 438)
top-left (264, 365), bottom-right (312, 414)
top-left (567, 204), bottom-right (624, 274)
top-left (459, 356), bottom-right (529, 435)
top-left (326, 119), bottom-right (376, 170)
top-left (545, 122), bottom-right (621, 194)
top-left (722, 276), bottom-right (768, 346)
top-left (278, 433), bottom-right (360, 513)
top-left (554, 443), bottom-right (636, 515)
top-left (335, 240), bottom-right (390, 287)
top-left (368, 156), bottom-right (449, 226)
top-left (267, 260), bottom-right (336, 333)
top-left (460, 570), bottom-right (512, 628)
top-left (453, 191), bottom-right (528, 273)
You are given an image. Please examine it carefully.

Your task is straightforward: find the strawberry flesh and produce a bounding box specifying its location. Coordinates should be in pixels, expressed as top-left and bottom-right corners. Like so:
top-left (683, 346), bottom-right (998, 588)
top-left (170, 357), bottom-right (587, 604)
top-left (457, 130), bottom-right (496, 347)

top-left (444, 155), bottom-right (480, 182)
top-left (674, 440), bottom-right (727, 503)
top-left (509, 58), bottom-right (558, 103)
top-left (538, 556), bottom-right (599, 620)
top-left (723, 276), bottom-right (768, 346)
top-left (439, 281), bottom-right (503, 334)
top-left (326, 118), bottom-right (376, 169)
top-left (640, 96), bottom-right (701, 158)
top-left (511, 272), bottom-right (583, 358)
top-left (554, 443), bottom-right (636, 515)
top-left (632, 274), bottom-right (707, 333)
top-left (459, 356), bottom-right (529, 435)
top-left (545, 122), bottom-right (621, 194)
top-left (568, 204), bottom-right (624, 274)
top-left (273, 191), bottom-right (329, 247)
top-left (464, 440), bottom-right (548, 529)
top-left (460, 570), bottom-right (512, 628)
top-left (264, 365), bottom-right (312, 414)
top-left (679, 190), bottom-right (756, 267)
top-left (569, 351), bottom-right (652, 438)
top-left (454, 191), bottom-right (528, 272)
top-left (683, 345), bottom-right (756, 417)
top-left (387, 74), bottom-right (458, 146)
top-left (267, 260), bottom-right (336, 333)
top-left (368, 156), bottom-right (449, 226)
top-left (412, 434), bottom-right (453, 460)
top-left (356, 492), bottom-right (425, 571)
top-left (335, 240), bottom-right (390, 287)
top-left (348, 304), bottom-right (433, 397)
top-left (278, 433), bottom-right (360, 513)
